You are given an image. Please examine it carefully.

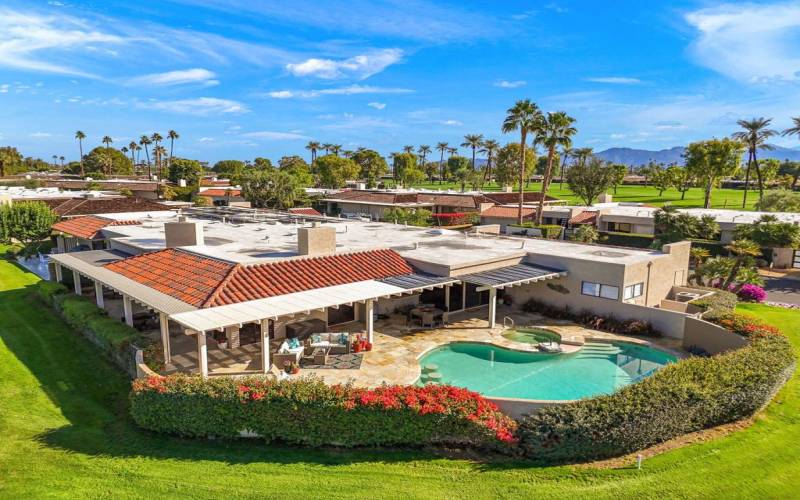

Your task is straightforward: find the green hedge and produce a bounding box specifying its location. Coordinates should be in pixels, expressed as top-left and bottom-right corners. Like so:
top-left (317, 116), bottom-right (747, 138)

top-left (599, 231), bottom-right (655, 248)
top-left (517, 334), bottom-right (795, 462)
top-left (130, 376), bottom-right (517, 451)
top-left (691, 288), bottom-right (738, 315)
top-left (509, 224), bottom-right (563, 239)
top-left (35, 280), bottom-right (154, 371)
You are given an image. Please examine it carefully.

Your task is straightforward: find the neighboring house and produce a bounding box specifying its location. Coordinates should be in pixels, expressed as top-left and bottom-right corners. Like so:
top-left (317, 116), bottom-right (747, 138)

top-left (39, 196), bottom-right (177, 219)
top-left (480, 205), bottom-right (598, 232)
top-left (320, 189), bottom-right (562, 220)
top-left (52, 215), bottom-right (142, 252)
top-left (50, 212), bottom-right (691, 377)
top-left (40, 179), bottom-right (160, 199)
top-left (196, 187), bottom-right (250, 207)
top-left (288, 207), bottom-right (323, 217)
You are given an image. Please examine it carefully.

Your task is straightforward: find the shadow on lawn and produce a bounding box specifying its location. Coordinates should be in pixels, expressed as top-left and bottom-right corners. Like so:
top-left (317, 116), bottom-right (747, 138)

top-left (0, 282), bottom-right (536, 470)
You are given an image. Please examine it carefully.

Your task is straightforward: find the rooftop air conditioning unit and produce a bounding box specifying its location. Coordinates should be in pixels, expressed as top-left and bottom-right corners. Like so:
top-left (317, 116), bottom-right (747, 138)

top-left (675, 291), bottom-right (702, 303)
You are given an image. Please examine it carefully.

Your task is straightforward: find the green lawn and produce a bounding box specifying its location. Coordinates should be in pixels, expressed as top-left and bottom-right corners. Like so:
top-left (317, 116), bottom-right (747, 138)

top-left (391, 181), bottom-right (759, 210)
top-left (0, 259), bottom-right (797, 498)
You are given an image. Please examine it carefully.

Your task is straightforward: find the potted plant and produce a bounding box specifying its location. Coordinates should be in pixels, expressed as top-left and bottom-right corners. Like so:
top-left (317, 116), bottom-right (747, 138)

top-left (365, 341), bottom-right (373, 351)
top-left (289, 362), bottom-right (300, 375)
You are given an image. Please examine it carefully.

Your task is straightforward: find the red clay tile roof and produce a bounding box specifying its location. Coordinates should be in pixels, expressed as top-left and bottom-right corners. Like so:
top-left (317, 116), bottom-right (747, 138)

top-left (41, 197), bottom-right (172, 217)
top-left (200, 179), bottom-right (232, 187)
top-left (199, 188), bottom-right (242, 197)
top-left (480, 206), bottom-right (536, 219)
top-left (51, 215), bottom-right (142, 239)
top-left (103, 248), bottom-right (414, 308)
top-left (105, 249), bottom-right (237, 307)
top-left (324, 190), bottom-right (559, 210)
top-left (288, 207), bottom-right (322, 216)
top-left (479, 192), bottom-right (557, 205)
top-left (42, 180), bottom-right (158, 191)
top-left (206, 249), bottom-right (413, 306)
top-left (568, 211), bottom-right (598, 225)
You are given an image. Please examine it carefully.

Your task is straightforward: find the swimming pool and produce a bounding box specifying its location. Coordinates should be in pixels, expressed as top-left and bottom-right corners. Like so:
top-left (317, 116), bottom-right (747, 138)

top-left (503, 327), bottom-right (561, 344)
top-left (418, 341), bottom-right (676, 401)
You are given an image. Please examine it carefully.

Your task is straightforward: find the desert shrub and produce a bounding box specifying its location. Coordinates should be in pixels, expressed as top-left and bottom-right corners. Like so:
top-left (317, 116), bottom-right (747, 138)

top-left (736, 284), bottom-right (767, 303)
top-left (35, 280), bottom-right (68, 302)
top-left (599, 231), bottom-right (655, 248)
top-left (692, 288), bottom-right (738, 314)
top-left (510, 224), bottom-right (563, 239)
top-left (518, 334), bottom-right (795, 462)
top-left (130, 376), bottom-right (517, 451)
top-left (523, 298), bottom-right (660, 337)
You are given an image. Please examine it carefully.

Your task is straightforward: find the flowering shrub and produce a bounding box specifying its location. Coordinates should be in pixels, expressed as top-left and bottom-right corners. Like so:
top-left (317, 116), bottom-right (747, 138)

top-left (130, 375), bottom-right (517, 451)
top-left (710, 312), bottom-right (781, 339)
top-left (523, 298), bottom-right (660, 337)
top-left (735, 284), bottom-right (767, 303)
top-left (433, 212), bottom-right (473, 226)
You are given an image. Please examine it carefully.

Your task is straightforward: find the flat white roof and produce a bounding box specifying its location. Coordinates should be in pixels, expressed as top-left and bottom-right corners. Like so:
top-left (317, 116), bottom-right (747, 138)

top-left (0, 186), bottom-right (118, 199)
top-left (597, 204), bottom-right (800, 225)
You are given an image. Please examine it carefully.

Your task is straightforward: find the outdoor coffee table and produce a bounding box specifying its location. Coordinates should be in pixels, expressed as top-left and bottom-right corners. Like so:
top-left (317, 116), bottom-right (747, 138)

top-left (312, 346), bottom-right (331, 365)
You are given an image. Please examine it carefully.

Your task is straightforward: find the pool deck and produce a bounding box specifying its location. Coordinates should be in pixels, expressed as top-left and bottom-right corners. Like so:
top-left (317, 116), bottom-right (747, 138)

top-left (294, 308), bottom-right (685, 389)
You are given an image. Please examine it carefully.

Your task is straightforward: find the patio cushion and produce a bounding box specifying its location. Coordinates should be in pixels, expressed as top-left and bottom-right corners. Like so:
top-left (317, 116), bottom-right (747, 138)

top-left (338, 333), bottom-right (348, 345)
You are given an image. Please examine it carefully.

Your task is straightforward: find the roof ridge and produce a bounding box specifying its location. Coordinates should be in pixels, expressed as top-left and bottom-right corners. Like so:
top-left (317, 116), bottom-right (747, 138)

top-left (202, 263), bottom-right (243, 308)
top-left (240, 247), bottom-right (395, 268)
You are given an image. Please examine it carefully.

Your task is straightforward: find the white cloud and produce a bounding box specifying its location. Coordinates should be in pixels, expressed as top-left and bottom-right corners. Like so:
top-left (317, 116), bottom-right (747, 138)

top-left (685, 2), bottom-right (800, 83)
top-left (286, 48), bottom-right (403, 80)
top-left (240, 131), bottom-right (309, 140)
top-left (585, 77), bottom-right (642, 84)
top-left (321, 114), bottom-right (396, 130)
top-left (129, 68), bottom-right (218, 86)
top-left (0, 8), bottom-right (124, 76)
top-left (198, 137), bottom-right (215, 142)
top-left (610, 133), bottom-right (626, 139)
top-left (30, 132), bottom-right (51, 138)
top-left (368, 102), bottom-right (386, 110)
top-left (494, 80), bottom-right (526, 88)
top-left (139, 97), bottom-right (247, 115)
top-left (440, 119), bottom-right (462, 126)
top-left (653, 120), bottom-right (687, 131)
top-left (0, 84), bottom-right (8, 93)
top-left (267, 84), bottom-right (413, 99)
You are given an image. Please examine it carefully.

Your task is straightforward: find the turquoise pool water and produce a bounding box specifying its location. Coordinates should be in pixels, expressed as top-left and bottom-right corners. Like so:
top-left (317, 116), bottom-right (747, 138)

top-left (503, 327), bottom-right (561, 344)
top-left (418, 341), bottom-right (676, 401)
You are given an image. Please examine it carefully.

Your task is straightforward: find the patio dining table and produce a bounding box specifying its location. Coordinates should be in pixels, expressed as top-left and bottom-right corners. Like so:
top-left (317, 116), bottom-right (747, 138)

top-left (410, 306), bottom-right (444, 327)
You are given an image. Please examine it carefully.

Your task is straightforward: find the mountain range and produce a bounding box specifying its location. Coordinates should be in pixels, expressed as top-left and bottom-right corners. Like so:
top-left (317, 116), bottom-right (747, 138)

top-left (595, 145), bottom-right (800, 167)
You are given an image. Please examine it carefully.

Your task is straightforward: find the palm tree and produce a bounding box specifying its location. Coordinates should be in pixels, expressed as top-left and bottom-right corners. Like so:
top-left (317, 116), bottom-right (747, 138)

top-left (59, 156), bottom-right (65, 168)
top-left (533, 111), bottom-right (577, 224)
top-left (447, 147), bottom-right (457, 157)
top-left (480, 139), bottom-right (499, 183)
top-left (321, 143), bottom-right (333, 155)
top-left (102, 135), bottom-right (113, 150)
top-left (436, 142), bottom-right (449, 183)
top-left (128, 141), bottom-right (138, 166)
top-left (305, 141), bottom-right (320, 165)
top-left (120, 147), bottom-right (128, 163)
top-left (573, 147), bottom-right (593, 167)
top-left (732, 118), bottom-right (777, 207)
top-left (330, 144), bottom-right (342, 156)
top-left (74, 130), bottom-right (86, 176)
top-left (52, 155), bottom-right (58, 169)
top-left (722, 239), bottom-right (762, 290)
top-left (558, 146), bottom-right (573, 188)
top-left (782, 116), bottom-right (800, 152)
top-left (689, 247), bottom-right (710, 286)
top-left (154, 145), bottom-right (167, 183)
top-left (461, 134), bottom-right (484, 172)
top-left (502, 99), bottom-right (543, 224)
top-left (418, 145), bottom-right (432, 180)
top-left (139, 135), bottom-right (152, 177)
top-left (167, 130), bottom-right (179, 171)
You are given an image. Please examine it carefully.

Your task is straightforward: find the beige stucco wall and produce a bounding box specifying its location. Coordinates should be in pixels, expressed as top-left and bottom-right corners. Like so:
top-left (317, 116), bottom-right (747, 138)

top-left (622, 241), bottom-right (690, 307)
top-left (772, 247), bottom-right (794, 269)
top-left (683, 316), bottom-right (748, 354)
top-left (598, 214), bottom-right (655, 234)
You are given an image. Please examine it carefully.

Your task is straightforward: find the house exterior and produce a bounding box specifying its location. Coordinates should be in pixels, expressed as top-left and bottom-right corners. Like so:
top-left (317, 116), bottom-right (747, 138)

top-left (197, 187), bottom-right (249, 207)
top-left (480, 205), bottom-right (598, 232)
top-left (320, 189), bottom-right (562, 221)
top-left (48, 209), bottom-right (691, 378)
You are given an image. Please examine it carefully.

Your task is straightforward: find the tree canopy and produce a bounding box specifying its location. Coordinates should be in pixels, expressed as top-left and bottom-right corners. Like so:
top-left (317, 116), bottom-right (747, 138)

top-left (684, 138), bottom-right (743, 208)
top-left (734, 215), bottom-right (800, 248)
top-left (277, 155), bottom-right (313, 187)
top-left (351, 149), bottom-right (388, 188)
top-left (565, 158), bottom-right (614, 205)
top-left (392, 152), bottom-right (418, 186)
top-left (0, 147), bottom-right (25, 176)
top-left (239, 169), bottom-right (300, 209)
top-left (494, 143), bottom-right (535, 188)
top-left (167, 157), bottom-right (205, 185)
top-left (315, 154), bottom-right (359, 188)
top-left (82, 146), bottom-right (133, 176)
top-left (0, 201), bottom-right (57, 253)
top-left (212, 160), bottom-right (246, 179)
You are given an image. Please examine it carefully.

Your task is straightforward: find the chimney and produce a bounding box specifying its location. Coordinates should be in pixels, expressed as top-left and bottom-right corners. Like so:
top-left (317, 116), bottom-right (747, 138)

top-left (164, 221), bottom-right (204, 248)
top-left (297, 222), bottom-right (336, 256)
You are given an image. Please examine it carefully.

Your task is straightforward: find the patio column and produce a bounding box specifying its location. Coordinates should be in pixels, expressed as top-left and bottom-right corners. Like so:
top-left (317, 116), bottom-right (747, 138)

top-left (94, 281), bottom-right (104, 308)
top-left (365, 298), bottom-right (374, 343)
top-left (159, 313), bottom-right (171, 363)
top-left (123, 295), bottom-right (134, 326)
top-left (72, 270), bottom-right (82, 295)
top-left (488, 288), bottom-right (497, 329)
top-left (260, 319), bottom-right (270, 374)
top-left (54, 263), bottom-right (63, 282)
top-left (195, 330), bottom-right (208, 378)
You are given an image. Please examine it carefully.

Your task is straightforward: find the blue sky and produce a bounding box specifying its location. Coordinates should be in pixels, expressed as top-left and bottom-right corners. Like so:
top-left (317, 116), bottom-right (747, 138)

top-left (1, 0), bottom-right (800, 163)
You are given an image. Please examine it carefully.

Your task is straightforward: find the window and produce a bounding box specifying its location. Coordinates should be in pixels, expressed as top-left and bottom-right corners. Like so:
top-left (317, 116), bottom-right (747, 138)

top-left (624, 282), bottom-right (644, 300)
top-left (609, 222), bottom-right (632, 233)
top-left (581, 281), bottom-right (619, 300)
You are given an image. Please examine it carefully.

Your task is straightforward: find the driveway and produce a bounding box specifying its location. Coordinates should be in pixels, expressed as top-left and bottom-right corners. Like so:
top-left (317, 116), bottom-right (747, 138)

top-left (762, 276), bottom-right (800, 304)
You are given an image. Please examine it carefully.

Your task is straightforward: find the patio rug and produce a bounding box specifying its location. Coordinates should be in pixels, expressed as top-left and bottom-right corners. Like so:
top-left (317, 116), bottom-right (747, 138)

top-left (300, 353), bottom-right (364, 370)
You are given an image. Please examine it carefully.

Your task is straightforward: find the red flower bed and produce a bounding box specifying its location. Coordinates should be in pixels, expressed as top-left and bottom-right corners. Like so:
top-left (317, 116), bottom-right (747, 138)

top-left (433, 212), bottom-right (473, 225)
top-left (709, 312), bottom-right (781, 339)
top-left (131, 375), bottom-right (517, 451)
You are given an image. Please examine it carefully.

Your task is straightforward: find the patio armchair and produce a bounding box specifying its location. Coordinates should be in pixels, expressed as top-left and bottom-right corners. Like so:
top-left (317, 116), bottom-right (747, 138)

top-left (273, 339), bottom-right (304, 368)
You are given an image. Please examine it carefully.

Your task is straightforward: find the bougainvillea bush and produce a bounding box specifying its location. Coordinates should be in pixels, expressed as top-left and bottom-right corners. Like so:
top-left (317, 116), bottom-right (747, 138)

top-left (735, 284), bottom-right (767, 303)
top-left (708, 311), bottom-right (781, 339)
top-left (130, 375), bottom-right (517, 451)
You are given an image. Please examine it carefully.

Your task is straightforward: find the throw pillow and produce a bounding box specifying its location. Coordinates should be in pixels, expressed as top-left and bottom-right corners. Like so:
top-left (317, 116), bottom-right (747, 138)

top-left (288, 337), bottom-right (299, 349)
top-left (338, 333), bottom-right (348, 345)
top-left (311, 334), bottom-right (321, 344)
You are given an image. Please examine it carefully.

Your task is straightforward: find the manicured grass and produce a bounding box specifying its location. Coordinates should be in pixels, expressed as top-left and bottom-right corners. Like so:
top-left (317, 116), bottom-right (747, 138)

top-left (0, 259), bottom-right (797, 498)
top-left (392, 180), bottom-right (760, 210)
